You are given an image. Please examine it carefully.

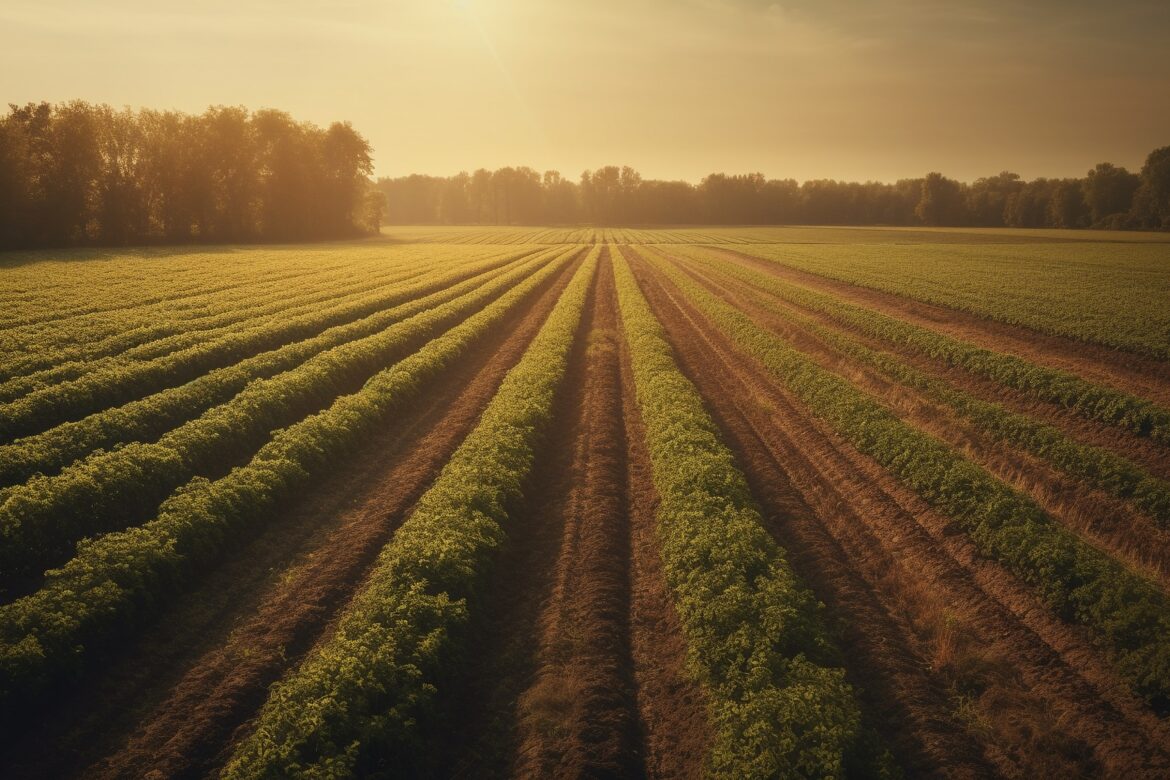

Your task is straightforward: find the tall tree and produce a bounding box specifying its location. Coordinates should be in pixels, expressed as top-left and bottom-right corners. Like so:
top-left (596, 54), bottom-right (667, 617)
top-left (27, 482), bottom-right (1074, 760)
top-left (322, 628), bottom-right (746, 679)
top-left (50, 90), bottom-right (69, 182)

top-left (1083, 162), bottom-right (1140, 226)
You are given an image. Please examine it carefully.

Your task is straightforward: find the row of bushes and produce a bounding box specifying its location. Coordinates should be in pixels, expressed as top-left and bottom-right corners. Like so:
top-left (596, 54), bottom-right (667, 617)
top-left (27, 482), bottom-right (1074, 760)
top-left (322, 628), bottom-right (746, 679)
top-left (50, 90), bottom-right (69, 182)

top-left (0, 249), bottom-right (566, 588)
top-left (613, 250), bottom-right (876, 778)
top-left (0, 246), bottom-right (581, 719)
top-left (698, 257), bottom-right (1170, 527)
top-left (0, 250), bottom-right (550, 490)
top-left (0, 246), bottom-right (465, 397)
top-left (0, 248), bottom-right (542, 441)
top-left (669, 246), bottom-right (1170, 445)
top-left (221, 248), bottom-right (600, 777)
top-left (643, 248), bottom-right (1170, 706)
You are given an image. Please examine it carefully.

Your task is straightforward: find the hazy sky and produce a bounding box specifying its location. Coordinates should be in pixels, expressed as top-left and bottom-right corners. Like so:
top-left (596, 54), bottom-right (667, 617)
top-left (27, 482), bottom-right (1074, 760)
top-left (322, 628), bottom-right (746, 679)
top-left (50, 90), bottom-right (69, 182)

top-left (2, 0), bottom-right (1168, 182)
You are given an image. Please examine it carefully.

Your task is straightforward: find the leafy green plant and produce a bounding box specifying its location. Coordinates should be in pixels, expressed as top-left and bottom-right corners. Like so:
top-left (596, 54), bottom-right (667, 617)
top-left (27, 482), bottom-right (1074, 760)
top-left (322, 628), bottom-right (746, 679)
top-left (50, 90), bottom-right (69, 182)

top-left (614, 250), bottom-right (871, 779)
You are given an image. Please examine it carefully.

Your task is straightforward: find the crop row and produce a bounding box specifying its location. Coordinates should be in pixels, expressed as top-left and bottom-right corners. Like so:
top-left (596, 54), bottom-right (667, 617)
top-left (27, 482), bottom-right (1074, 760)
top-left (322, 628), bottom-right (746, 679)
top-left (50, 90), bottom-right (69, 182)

top-left (640, 248), bottom-right (1170, 705)
top-left (613, 250), bottom-right (870, 778)
top-left (0, 251), bottom-right (555, 491)
top-left (0, 245), bottom-right (581, 718)
top-left (671, 247), bottom-right (1170, 445)
top-left (0, 247), bottom-right (367, 343)
top-left (0, 248), bottom-right (547, 442)
top-left (730, 243), bottom-right (1170, 360)
top-left (0, 248), bottom-right (569, 589)
top-left (0, 246), bottom-right (476, 392)
top-left (693, 259), bottom-right (1170, 527)
top-left (221, 248), bottom-right (599, 778)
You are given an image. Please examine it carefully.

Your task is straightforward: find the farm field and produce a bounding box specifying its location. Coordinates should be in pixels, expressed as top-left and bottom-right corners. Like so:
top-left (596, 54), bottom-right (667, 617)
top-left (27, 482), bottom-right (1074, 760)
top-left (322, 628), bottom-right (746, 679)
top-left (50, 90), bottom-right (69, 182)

top-left (1, 226), bottom-right (1170, 778)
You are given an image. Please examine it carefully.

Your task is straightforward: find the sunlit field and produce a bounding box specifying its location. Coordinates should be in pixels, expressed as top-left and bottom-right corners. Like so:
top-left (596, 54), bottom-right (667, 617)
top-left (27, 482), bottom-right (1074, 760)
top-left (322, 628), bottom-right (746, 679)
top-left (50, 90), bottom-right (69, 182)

top-left (2, 226), bottom-right (1169, 777)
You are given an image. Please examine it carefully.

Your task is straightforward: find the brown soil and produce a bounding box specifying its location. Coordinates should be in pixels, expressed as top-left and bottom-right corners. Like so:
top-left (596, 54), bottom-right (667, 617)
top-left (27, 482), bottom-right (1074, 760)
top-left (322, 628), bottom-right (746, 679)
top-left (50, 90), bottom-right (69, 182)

top-left (678, 248), bottom-right (1170, 481)
top-left (512, 251), bottom-right (642, 776)
top-left (706, 246), bottom-right (1170, 409)
top-left (440, 251), bottom-right (709, 779)
top-left (625, 247), bottom-right (1170, 778)
top-left (0, 253), bottom-right (580, 780)
top-left (673, 257), bottom-right (1170, 590)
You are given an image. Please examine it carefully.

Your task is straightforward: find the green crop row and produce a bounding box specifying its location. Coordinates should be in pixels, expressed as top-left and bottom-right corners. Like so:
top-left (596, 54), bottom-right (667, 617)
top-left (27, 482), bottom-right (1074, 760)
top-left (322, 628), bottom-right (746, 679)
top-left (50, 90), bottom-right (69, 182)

top-left (0, 250), bottom-right (553, 491)
top-left (0, 249), bottom-right (354, 332)
top-left (613, 251), bottom-right (870, 779)
top-left (695, 260), bottom-right (1170, 528)
top-left (0, 248), bottom-right (566, 590)
top-left (0, 246), bottom-right (581, 719)
top-left (728, 242), bottom-right (1170, 360)
top-left (221, 248), bottom-right (599, 778)
top-left (640, 248), bottom-right (1170, 706)
top-left (669, 246), bottom-right (1170, 446)
top-left (0, 247), bottom-right (544, 442)
top-left (0, 248), bottom-right (459, 398)
top-left (0, 248), bottom-right (373, 360)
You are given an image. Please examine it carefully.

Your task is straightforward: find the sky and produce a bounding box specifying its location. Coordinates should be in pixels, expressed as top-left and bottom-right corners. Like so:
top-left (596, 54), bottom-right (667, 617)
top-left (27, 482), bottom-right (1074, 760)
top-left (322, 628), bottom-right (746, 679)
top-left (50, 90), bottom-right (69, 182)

top-left (2, 0), bottom-right (1168, 183)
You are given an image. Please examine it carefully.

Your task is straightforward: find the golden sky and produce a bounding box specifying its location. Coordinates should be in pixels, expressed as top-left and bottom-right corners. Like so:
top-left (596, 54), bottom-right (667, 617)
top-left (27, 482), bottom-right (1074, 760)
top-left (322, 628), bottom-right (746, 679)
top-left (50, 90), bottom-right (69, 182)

top-left (3, 0), bottom-right (1168, 182)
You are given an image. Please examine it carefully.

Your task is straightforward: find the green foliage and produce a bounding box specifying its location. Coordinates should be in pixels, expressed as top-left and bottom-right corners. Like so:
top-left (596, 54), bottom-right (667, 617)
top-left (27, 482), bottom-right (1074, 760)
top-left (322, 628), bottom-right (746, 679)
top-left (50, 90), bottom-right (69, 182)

top-left (641, 247), bottom-right (1170, 706)
top-left (678, 245), bottom-right (1170, 441)
top-left (0, 248), bottom-right (542, 489)
top-left (700, 256), bottom-right (1170, 526)
top-left (0, 249), bottom-right (563, 587)
top-left (221, 248), bottom-right (599, 778)
top-left (0, 102), bottom-right (375, 248)
top-left (723, 241), bottom-right (1170, 360)
top-left (0, 247), bottom-right (581, 718)
top-left (0, 247), bottom-right (546, 441)
top-left (613, 251), bottom-right (867, 778)
top-left (0, 243), bottom-right (490, 397)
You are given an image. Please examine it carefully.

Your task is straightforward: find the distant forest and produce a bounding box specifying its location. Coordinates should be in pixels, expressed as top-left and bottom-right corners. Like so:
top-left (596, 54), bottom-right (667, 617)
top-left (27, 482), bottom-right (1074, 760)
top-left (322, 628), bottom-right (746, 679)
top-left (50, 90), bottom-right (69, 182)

top-left (1, 102), bottom-right (1166, 250)
top-left (0, 102), bottom-right (383, 249)
top-left (378, 147), bottom-right (1170, 230)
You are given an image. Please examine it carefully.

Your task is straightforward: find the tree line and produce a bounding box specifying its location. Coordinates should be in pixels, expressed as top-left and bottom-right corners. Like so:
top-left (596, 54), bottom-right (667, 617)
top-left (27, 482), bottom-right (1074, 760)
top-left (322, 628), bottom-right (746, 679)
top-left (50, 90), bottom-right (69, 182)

top-left (0, 102), bottom-right (384, 249)
top-left (377, 147), bottom-right (1170, 229)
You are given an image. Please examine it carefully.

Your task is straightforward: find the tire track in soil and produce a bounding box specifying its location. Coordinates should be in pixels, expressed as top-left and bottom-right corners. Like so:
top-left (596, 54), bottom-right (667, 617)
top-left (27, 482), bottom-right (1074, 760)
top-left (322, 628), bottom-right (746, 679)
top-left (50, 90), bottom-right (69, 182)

top-left (629, 250), bottom-right (1170, 778)
top-left (0, 253), bottom-right (581, 780)
top-left (440, 250), bottom-right (709, 780)
top-left (672, 257), bottom-right (1170, 591)
top-left (706, 247), bottom-right (1170, 409)
top-left (681, 248), bottom-right (1170, 482)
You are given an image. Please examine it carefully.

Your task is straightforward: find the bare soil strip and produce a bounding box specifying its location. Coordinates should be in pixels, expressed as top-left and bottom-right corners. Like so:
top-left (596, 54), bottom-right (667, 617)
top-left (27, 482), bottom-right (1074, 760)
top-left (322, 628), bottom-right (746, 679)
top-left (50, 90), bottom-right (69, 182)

top-left (512, 252), bottom-right (643, 777)
top-left (675, 258), bottom-right (1170, 591)
top-left (0, 257), bottom-right (579, 780)
top-left (681, 248), bottom-right (1170, 481)
top-left (710, 247), bottom-right (1170, 407)
top-left (629, 250), bottom-right (1170, 778)
top-left (441, 252), bottom-right (708, 779)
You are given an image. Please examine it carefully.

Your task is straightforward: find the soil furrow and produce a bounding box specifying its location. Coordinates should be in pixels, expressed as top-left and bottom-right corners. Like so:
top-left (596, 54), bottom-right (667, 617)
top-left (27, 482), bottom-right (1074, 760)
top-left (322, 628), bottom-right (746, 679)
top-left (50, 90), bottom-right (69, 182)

top-left (674, 257), bottom-right (1170, 590)
top-left (436, 256), bottom-right (615, 777)
top-left (0, 254), bottom-right (580, 780)
top-left (440, 250), bottom-right (709, 780)
top-left (513, 251), bottom-right (643, 777)
top-left (708, 246), bottom-right (1170, 407)
top-left (629, 250), bottom-right (1170, 778)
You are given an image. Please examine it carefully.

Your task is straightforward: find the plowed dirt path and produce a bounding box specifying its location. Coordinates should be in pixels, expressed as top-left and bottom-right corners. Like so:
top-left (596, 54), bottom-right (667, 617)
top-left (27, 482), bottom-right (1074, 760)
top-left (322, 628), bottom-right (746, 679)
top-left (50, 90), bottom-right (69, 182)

top-left (440, 251), bottom-right (709, 779)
